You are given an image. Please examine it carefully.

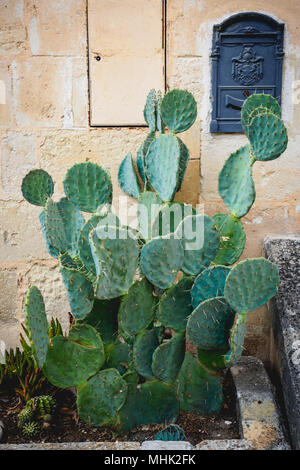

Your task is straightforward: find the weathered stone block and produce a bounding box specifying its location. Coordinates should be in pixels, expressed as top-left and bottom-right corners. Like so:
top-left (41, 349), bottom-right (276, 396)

top-left (25, 0), bottom-right (86, 56)
top-left (0, 269), bottom-right (18, 325)
top-left (175, 159), bottom-right (200, 207)
top-left (265, 237), bottom-right (300, 450)
top-left (1, 132), bottom-right (37, 200)
top-left (0, 201), bottom-right (49, 261)
top-left (20, 262), bottom-right (70, 331)
top-left (0, 0), bottom-right (26, 54)
top-left (12, 57), bottom-right (85, 128)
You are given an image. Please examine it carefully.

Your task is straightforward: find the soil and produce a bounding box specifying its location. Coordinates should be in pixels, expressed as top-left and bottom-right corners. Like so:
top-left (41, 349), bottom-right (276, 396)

top-left (0, 371), bottom-right (239, 446)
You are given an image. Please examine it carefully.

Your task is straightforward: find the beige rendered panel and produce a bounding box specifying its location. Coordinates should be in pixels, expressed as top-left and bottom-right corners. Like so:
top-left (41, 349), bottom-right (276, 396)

top-left (88, 0), bottom-right (165, 126)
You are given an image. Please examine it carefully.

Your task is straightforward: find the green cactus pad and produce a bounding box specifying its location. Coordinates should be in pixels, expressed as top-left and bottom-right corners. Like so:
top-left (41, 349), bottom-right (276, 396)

top-left (224, 313), bottom-right (247, 368)
top-left (105, 341), bottom-right (132, 375)
top-left (122, 370), bottom-right (139, 392)
top-left (22, 169), bottom-right (54, 207)
top-left (160, 89), bottom-right (197, 134)
top-left (25, 286), bottom-right (49, 368)
top-left (137, 191), bottom-right (163, 240)
top-left (212, 213), bottom-right (246, 265)
top-left (78, 213), bottom-right (120, 275)
top-left (140, 236), bottom-right (184, 290)
top-left (43, 324), bottom-right (105, 388)
top-left (136, 131), bottom-right (156, 184)
top-left (44, 197), bottom-right (84, 257)
top-left (241, 93), bottom-right (281, 129)
top-left (186, 297), bottom-right (235, 350)
top-left (175, 214), bottom-right (220, 276)
top-left (218, 145), bottom-right (255, 218)
top-left (152, 202), bottom-right (196, 238)
top-left (116, 380), bottom-right (179, 433)
top-left (59, 254), bottom-right (94, 320)
top-left (191, 266), bottom-right (231, 309)
top-left (39, 210), bottom-right (59, 258)
top-left (90, 225), bottom-right (139, 299)
top-left (143, 89), bottom-right (157, 131)
top-left (63, 162), bottom-right (112, 213)
top-left (248, 113), bottom-right (288, 161)
top-left (145, 134), bottom-right (181, 202)
top-left (118, 153), bottom-right (141, 199)
top-left (133, 329), bottom-right (158, 380)
top-left (158, 276), bottom-right (194, 331)
top-left (77, 368), bottom-right (128, 427)
top-left (156, 90), bottom-right (165, 133)
top-left (176, 138), bottom-right (190, 192)
top-left (78, 298), bottom-right (120, 345)
top-left (197, 348), bottom-right (227, 371)
top-left (152, 333), bottom-right (185, 383)
top-left (155, 424), bottom-right (185, 442)
top-left (176, 352), bottom-right (223, 414)
top-left (224, 257), bottom-right (279, 312)
top-left (118, 278), bottom-right (156, 336)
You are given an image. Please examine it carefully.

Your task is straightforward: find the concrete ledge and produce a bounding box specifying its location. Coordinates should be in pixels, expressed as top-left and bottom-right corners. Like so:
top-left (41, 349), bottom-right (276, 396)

top-left (0, 356), bottom-right (290, 450)
top-left (265, 236), bottom-right (300, 450)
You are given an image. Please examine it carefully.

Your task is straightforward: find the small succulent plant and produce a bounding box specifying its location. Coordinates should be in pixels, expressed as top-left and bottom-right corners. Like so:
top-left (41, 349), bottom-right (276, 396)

top-left (20, 89), bottom-right (287, 433)
top-left (155, 424), bottom-right (185, 441)
top-left (22, 421), bottom-right (40, 439)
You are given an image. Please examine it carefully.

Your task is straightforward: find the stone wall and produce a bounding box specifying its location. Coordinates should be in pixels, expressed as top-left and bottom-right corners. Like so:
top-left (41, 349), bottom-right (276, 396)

top-left (0, 0), bottom-right (299, 363)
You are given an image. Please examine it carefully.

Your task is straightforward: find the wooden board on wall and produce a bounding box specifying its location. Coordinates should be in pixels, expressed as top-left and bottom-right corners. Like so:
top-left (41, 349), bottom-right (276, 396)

top-left (88, 0), bottom-right (165, 126)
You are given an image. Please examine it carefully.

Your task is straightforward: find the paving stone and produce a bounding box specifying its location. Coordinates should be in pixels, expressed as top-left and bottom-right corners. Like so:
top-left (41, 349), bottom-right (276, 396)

top-left (141, 440), bottom-right (194, 450)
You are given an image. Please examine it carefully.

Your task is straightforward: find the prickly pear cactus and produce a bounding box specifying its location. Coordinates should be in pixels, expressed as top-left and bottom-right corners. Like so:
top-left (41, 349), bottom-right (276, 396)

top-left (21, 91), bottom-right (286, 433)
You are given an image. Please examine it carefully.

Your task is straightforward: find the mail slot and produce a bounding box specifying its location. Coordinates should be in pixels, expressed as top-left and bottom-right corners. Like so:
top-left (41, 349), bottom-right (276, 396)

top-left (210, 12), bottom-right (284, 133)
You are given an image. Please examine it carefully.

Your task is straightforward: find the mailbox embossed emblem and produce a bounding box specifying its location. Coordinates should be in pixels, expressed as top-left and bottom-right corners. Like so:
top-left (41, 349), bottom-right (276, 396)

top-left (210, 13), bottom-right (284, 133)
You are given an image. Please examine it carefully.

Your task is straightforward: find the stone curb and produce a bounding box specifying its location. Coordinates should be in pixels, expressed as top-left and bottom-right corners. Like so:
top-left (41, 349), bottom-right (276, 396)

top-left (0, 356), bottom-right (290, 450)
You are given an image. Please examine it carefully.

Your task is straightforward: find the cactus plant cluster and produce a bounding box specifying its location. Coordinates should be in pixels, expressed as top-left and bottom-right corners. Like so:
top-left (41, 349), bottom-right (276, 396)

top-left (20, 89), bottom-right (287, 433)
top-left (18, 395), bottom-right (56, 438)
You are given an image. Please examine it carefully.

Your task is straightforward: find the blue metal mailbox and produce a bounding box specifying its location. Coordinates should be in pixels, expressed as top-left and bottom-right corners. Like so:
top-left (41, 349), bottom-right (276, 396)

top-left (210, 12), bottom-right (284, 133)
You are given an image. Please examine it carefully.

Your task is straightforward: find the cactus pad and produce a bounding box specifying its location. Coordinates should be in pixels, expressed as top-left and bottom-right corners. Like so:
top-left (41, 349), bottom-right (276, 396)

top-left (136, 131), bottom-right (156, 184)
top-left (187, 297), bottom-right (235, 350)
top-left (145, 134), bottom-right (181, 202)
top-left (143, 89), bottom-right (157, 131)
top-left (44, 197), bottom-right (84, 257)
top-left (25, 286), bottom-right (49, 368)
top-left (224, 313), bottom-right (247, 367)
top-left (63, 162), bottom-right (112, 213)
top-left (105, 341), bottom-right (132, 375)
top-left (248, 113), bottom-right (288, 161)
top-left (77, 368), bottom-right (128, 427)
top-left (212, 213), bottom-right (245, 265)
top-left (39, 210), bottom-right (59, 258)
top-left (241, 94), bottom-right (281, 129)
top-left (152, 202), bottom-right (196, 238)
top-left (118, 278), bottom-right (156, 336)
top-left (133, 329), bottom-right (158, 380)
top-left (158, 276), bottom-right (194, 331)
top-left (160, 89), bottom-right (197, 134)
top-left (140, 236), bottom-right (184, 289)
top-left (43, 324), bottom-right (105, 388)
top-left (175, 214), bottom-right (220, 275)
top-left (90, 226), bottom-right (139, 299)
top-left (191, 266), bottom-right (231, 308)
top-left (59, 254), bottom-right (94, 320)
top-left (224, 257), bottom-right (279, 312)
top-left (176, 352), bottom-right (223, 414)
top-left (218, 145), bottom-right (255, 218)
top-left (152, 332), bottom-right (185, 383)
top-left (118, 153), bottom-right (141, 199)
top-left (22, 169), bottom-right (54, 207)
top-left (116, 380), bottom-right (179, 433)
top-left (137, 191), bottom-right (162, 240)
top-left (78, 298), bottom-right (120, 345)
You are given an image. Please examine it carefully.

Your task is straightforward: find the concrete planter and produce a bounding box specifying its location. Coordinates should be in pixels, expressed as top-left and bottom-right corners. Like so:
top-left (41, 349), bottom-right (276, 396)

top-left (0, 356), bottom-right (289, 450)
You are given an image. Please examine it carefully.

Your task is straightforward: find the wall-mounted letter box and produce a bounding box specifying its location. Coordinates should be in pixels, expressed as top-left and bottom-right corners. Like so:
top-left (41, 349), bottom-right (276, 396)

top-left (210, 12), bottom-right (284, 133)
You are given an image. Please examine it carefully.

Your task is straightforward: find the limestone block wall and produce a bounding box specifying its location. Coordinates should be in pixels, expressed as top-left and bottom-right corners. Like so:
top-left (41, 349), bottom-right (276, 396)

top-left (0, 0), bottom-right (299, 364)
